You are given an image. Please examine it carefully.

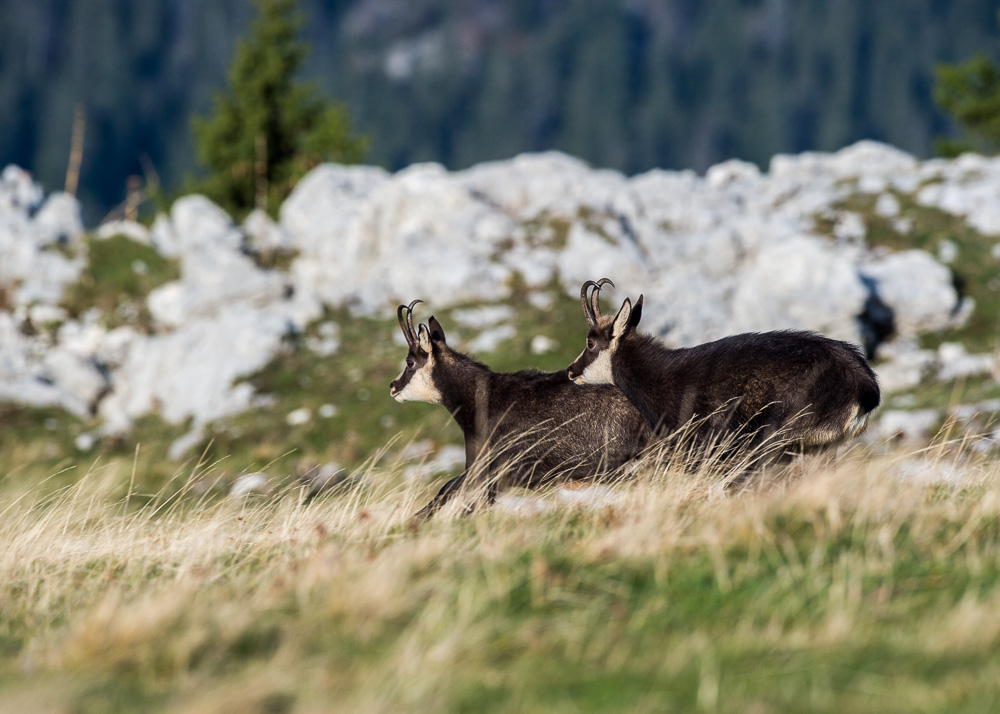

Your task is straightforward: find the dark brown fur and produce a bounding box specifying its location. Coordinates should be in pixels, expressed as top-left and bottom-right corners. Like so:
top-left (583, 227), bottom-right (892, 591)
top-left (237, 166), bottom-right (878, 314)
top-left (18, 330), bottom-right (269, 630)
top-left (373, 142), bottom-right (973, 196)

top-left (568, 284), bottom-right (880, 462)
top-left (391, 308), bottom-right (651, 520)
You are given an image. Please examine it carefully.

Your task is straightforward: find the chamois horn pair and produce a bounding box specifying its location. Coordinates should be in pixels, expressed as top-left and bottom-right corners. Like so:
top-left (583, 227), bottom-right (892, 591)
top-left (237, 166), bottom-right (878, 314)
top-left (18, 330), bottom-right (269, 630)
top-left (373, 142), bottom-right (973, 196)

top-left (580, 278), bottom-right (615, 327)
top-left (396, 299), bottom-right (423, 346)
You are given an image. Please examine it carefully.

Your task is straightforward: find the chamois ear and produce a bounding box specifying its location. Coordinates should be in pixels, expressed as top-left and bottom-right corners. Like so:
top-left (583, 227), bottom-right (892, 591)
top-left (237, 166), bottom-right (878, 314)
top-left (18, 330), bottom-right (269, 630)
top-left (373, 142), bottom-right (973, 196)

top-left (417, 323), bottom-right (433, 353)
top-left (427, 315), bottom-right (447, 345)
top-left (629, 294), bottom-right (644, 329)
top-left (611, 298), bottom-right (633, 339)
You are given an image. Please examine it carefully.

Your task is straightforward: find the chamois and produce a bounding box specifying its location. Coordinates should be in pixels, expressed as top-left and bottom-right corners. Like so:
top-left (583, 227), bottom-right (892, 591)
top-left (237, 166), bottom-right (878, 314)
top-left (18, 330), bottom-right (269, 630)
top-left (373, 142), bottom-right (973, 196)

top-left (390, 300), bottom-right (650, 520)
top-left (567, 279), bottom-right (880, 462)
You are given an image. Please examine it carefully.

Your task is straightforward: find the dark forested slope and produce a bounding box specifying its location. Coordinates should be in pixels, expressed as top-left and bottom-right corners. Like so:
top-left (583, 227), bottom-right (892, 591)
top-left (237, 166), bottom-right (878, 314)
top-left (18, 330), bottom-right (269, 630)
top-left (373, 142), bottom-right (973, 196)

top-left (2, 0), bottom-right (998, 222)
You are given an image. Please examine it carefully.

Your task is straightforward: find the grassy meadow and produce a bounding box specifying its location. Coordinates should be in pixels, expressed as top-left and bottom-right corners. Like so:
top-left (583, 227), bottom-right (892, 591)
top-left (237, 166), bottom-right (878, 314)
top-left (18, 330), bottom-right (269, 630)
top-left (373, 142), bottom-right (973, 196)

top-left (3, 193), bottom-right (1000, 711)
top-left (1, 439), bottom-right (1000, 713)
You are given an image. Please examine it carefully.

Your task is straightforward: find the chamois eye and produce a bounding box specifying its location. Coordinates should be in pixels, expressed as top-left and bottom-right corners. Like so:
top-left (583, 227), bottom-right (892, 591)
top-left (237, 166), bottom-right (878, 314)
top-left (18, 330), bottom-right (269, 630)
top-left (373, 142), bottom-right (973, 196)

top-left (587, 338), bottom-right (596, 351)
top-left (406, 358), bottom-right (415, 368)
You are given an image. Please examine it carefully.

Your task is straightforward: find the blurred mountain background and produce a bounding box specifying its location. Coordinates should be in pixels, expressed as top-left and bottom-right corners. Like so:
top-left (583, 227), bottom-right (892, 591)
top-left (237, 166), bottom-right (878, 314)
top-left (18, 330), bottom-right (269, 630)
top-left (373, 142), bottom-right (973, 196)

top-left (2, 0), bottom-right (999, 224)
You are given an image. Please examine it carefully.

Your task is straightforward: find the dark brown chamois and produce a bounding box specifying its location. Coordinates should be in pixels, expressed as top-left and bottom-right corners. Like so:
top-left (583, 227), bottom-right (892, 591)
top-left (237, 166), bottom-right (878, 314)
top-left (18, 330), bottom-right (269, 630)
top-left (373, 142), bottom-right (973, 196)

top-left (566, 279), bottom-right (880, 461)
top-left (390, 300), bottom-right (651, 520)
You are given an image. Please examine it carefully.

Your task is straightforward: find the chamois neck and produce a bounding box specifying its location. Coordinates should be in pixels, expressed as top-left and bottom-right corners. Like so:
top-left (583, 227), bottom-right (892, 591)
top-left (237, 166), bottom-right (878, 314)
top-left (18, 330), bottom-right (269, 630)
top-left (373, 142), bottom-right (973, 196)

top-left (435, 348), bottom-right (494, 435)
top-left (613, 331), bottom-right (675, 430)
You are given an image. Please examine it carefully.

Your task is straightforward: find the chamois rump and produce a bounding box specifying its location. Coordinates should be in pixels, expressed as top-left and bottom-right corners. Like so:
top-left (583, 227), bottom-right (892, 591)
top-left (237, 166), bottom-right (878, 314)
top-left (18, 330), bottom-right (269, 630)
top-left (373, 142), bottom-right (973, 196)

top-left (390, 300), bottom-right (650, 520)
top-left (567, 279), bottom-right (880, 462)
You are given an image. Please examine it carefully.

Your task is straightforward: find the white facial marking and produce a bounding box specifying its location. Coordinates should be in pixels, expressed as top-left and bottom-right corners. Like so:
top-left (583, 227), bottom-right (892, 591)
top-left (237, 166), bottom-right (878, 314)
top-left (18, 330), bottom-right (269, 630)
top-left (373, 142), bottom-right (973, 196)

top-left (580, 348), bottom-right (615, 385)
top-left (392, 355), bottom-right (442, 404)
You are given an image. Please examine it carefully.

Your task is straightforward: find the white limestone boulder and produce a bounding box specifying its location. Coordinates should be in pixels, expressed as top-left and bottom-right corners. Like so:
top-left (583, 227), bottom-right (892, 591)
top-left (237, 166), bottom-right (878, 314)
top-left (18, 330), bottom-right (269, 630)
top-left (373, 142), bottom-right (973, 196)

top-left (0, 171), bottom-right (85, 308)
top-left (863, 250), bottom-right (961, 336)
top-left (98, 303), bottom-right (296, 433)
top-left (730, 236), bottom-right (868, 343)
top-left (33, 192), bottom-right (84, 245)
top-left (287, 162), bottom-right (515, 313)
top-left (146, 196), bottom-right (296, 328)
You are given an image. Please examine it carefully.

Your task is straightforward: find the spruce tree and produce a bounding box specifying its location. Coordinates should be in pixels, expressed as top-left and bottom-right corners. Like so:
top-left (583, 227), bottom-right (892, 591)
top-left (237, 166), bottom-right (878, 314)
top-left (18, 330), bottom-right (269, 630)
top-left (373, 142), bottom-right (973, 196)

top-left (934, 12), bottom-right (1000, 156)
top-left (191, 0), bottom-right (366, 218)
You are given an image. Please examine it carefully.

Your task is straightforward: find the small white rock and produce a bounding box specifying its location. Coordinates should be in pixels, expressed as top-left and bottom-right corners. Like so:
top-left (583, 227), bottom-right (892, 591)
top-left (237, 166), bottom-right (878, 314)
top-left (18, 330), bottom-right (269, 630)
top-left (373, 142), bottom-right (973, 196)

top-left (833, 212), bottom-right (866, 243)
top-left (230, 472), bottom-right (270, 497)
top-left (527, 291), bottom-right (555, 310)
top-left (875, 193), bottom-right (900, 217)
top-left (937, 239), bottom-right (958, 264)
top-left (466, 324), bottom-right (516, 353)
top-left (286, 407), bottom-right (312, 426)
top-left (451, 305), bottom-right (515, 329)
top-left (318, 403), bottom-right (338, 418)
top-left (892, 217), bottom-right (913, 234)
top-left (530, 335), bottom-right (558, 355)
top-left (74, 432), bottom-right (97, 452)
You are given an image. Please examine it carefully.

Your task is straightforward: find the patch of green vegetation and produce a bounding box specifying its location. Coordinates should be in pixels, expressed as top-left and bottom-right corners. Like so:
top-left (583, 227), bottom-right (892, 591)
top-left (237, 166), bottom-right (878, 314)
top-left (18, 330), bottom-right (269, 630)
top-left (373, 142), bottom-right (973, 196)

top-left (249, 247), bottom-right (299, 273)
top-left (898, 374), bottom-right (1000, 413)
top-left (0, 405), bottom-right (87, 486)
top-left (522, 212), bottom-right (573, 250)
top-left (40, 238), bottom-right (79, 260)
top-left (576, 206), bottom-right (618, 246)
top-left (61, 234), bottom-right (180, 331)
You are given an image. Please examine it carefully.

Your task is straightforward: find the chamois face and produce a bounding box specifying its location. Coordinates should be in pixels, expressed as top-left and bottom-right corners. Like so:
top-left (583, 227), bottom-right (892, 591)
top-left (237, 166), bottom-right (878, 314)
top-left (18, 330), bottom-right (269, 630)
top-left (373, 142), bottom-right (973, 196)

top-left (567, 294), bottom-right (643, 385)
top-left (390, 311), bottom-right (446, 404)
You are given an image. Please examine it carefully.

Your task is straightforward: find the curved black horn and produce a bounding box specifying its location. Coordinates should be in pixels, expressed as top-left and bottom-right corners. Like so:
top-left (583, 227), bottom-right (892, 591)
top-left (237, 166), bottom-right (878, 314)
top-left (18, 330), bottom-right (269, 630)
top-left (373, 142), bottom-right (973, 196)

top-left (580, 280), bottom-right (599, 326)
top-left (397, 304), bottom-right (413, 345)
top-left (590, 277), bottom-right (615, 319)
top-left (405, 299), bottom-right (422, 344)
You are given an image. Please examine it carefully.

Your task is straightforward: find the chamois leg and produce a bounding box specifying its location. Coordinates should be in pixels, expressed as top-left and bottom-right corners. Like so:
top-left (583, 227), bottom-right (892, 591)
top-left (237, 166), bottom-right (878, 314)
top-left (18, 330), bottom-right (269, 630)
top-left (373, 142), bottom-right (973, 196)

top-left (411, 473), bottom-right (467, 522)
top-left (461, 479), bottom-right (501, 517)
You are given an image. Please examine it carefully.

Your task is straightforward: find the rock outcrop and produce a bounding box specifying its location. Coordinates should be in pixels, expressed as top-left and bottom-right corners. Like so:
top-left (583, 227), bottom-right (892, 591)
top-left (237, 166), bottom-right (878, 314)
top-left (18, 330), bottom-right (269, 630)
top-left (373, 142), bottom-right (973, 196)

top-left (0, 141), bottom-right (994, 439)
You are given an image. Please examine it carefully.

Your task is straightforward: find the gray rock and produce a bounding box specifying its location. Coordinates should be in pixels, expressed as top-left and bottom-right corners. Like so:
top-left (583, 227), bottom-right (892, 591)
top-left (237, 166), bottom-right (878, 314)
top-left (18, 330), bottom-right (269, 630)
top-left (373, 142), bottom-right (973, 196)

top-left (98, 303), bottom-right (298, 433)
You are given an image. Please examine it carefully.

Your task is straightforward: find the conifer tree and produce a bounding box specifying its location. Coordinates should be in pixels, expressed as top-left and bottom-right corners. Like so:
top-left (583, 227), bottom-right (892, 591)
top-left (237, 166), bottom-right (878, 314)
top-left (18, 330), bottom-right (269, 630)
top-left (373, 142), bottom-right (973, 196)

top-left (191, 0), bottom-right (366, 218)
top-left (934, 12), bottom-right (1000, 156)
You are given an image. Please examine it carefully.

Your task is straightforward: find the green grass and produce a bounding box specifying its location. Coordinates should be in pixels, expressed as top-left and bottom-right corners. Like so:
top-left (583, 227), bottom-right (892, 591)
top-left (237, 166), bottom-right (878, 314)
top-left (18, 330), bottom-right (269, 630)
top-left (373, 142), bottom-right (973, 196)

top-left (61, 234), bottom-right (180, 331)
top-left (2, 450), bottom-right (1000, 712)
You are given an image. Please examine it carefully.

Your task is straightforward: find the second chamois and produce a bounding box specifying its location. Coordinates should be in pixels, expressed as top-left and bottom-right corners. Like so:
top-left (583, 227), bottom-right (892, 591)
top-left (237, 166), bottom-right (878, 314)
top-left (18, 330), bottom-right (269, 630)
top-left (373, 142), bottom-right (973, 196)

top-left (567, 279), bottom-right (880, 461)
